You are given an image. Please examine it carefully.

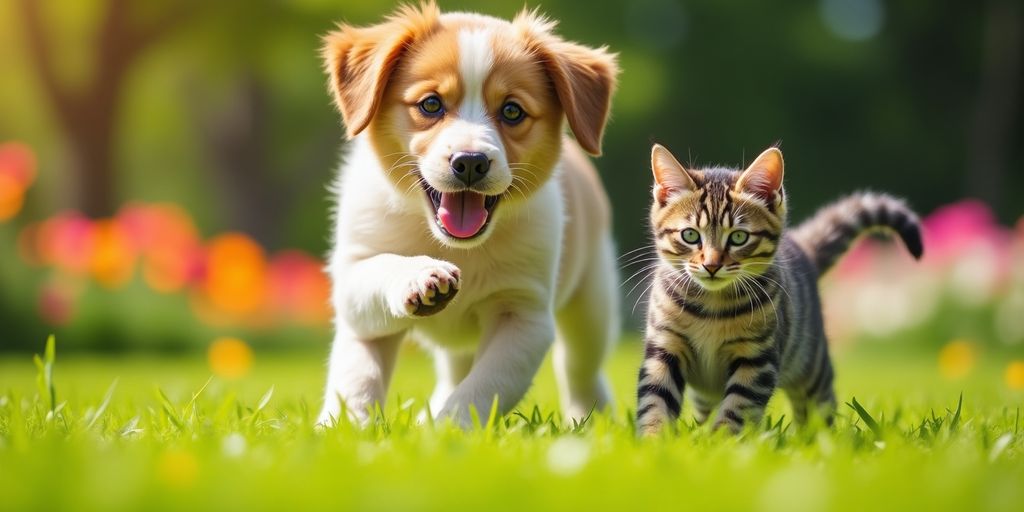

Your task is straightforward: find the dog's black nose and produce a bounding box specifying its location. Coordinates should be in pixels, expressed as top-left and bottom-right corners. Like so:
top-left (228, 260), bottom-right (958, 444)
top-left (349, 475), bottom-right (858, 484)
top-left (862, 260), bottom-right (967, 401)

top-left (450, 152), bottom-right (490, 186)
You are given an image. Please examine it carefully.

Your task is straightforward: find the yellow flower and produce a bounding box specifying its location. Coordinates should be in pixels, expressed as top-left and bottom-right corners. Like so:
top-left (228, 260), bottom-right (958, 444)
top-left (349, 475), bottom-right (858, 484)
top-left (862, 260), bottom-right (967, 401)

top-left (1006, 361), bottom-right (1024, 391)
top-left (156, 450), bottom-right (198, 489)
top-left (938, 340), bottom-right (977, 380)
top-left (208, 337), bottom-right (254, 379)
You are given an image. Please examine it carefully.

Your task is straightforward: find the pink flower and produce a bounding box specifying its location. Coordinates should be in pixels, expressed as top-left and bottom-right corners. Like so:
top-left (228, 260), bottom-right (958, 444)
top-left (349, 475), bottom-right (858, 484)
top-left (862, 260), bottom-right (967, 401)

top-left (267, 250), bottom-right (331, 325)
top-left (921, 199), bottom-right (1009, 267)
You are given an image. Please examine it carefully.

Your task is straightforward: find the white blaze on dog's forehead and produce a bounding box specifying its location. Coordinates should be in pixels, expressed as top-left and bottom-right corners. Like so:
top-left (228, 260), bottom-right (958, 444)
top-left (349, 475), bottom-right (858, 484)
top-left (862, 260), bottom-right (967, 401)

top-left (457, 28), bottom-right (494, 123)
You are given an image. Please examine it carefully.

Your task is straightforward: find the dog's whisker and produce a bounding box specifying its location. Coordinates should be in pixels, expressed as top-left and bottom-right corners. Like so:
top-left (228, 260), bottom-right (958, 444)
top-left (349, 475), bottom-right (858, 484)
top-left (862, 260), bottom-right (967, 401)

top-left (508, 171), bottom-right (539, 190)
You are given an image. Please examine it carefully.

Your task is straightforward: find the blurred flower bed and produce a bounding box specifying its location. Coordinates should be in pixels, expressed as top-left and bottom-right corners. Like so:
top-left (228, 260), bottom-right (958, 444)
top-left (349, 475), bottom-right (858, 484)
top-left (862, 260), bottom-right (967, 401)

top-left (0, 141), bottom-right (331, 352)
top-left (1, 139), bottom-right (1022, 361)
top-left (822, 200), bottom-right (1024, 349)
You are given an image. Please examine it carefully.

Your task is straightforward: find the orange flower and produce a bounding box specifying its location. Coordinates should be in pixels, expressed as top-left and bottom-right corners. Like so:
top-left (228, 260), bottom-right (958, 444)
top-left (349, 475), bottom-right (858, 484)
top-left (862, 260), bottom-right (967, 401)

top-left (938, 339), bottom-right (978, 380)
top-left (89, 219), bottom-right (137, 288)
top-left (0, 174), bottom-right (25, 221)
top-left (208, 336), bottom-right (254, 379)
top-left (203, 233), bottom-right (268, 316)
top-left (1006, 361), bottom-right (1024, 391)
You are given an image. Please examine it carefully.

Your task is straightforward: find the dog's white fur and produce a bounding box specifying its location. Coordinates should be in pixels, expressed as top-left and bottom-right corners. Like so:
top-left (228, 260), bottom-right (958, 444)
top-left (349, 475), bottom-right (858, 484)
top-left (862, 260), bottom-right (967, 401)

top-left (318, 6), bottom-right (620, 427)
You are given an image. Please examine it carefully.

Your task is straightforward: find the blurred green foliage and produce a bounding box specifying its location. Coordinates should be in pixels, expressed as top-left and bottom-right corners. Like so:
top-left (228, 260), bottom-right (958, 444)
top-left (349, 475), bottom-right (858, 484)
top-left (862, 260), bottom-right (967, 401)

top-left (0, 0), bottom-right (1021, 351)
top-left (2, 0), bottom-right (1019, 250)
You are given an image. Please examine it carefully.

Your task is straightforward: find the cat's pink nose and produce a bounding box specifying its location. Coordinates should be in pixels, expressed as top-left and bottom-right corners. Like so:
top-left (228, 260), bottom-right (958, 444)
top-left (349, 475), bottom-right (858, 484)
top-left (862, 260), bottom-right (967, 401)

top-left (702, 262), bottom-right (722, 276)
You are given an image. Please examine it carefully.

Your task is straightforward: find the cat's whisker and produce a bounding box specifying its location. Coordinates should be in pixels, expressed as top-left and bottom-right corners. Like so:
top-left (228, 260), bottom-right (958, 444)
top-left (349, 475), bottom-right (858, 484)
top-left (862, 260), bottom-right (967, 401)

top-left (622, 264), bottom-right (664, 290)
top-left (620, 257), bottom-right (665, 272)
top-left (632, 276), bottom-right (659, 316)
top-left (624, 268), bottom-right (663, 308)
top-left (619, 244), bottom-right (657, 261)
top-left (738, 269), bottom-right (794, 303)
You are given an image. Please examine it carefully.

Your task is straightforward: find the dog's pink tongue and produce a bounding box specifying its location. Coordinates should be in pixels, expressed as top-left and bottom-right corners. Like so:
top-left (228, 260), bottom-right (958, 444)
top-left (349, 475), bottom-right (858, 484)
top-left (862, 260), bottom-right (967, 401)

top-left (438, 191), bottom-right (488, 238)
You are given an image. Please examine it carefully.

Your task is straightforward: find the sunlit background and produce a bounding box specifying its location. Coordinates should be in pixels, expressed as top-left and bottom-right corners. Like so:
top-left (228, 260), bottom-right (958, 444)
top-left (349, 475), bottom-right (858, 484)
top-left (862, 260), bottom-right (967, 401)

top-left (0, 0), bottom-right (1021, 387)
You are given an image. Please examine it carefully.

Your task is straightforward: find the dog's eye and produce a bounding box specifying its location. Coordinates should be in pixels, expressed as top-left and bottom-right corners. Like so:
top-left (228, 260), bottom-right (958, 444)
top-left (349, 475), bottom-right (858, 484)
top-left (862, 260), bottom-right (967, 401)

top-left (681, 228), bottom-right (701, 244)
top-left (419, 96), bottom-right (445, 117)
top-left (728, 230), bottom-right (750, 246)
top-left (500, 101), bottom-right (525, 124)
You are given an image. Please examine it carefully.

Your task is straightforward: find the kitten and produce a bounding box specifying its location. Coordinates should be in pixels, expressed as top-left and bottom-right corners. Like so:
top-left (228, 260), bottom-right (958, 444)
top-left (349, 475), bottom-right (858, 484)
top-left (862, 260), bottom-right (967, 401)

top-left (635, 144), bottom-right (923, 435)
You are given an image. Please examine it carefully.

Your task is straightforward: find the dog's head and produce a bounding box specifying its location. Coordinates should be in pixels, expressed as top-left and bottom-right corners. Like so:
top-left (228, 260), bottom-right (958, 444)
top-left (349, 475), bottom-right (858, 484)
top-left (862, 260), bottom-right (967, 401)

top-left (323, 3), bottom-right (618, 247)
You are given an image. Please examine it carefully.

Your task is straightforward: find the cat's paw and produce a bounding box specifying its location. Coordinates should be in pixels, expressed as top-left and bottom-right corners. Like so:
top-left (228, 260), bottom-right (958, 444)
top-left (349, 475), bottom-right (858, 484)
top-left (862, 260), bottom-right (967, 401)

top-left (711, 415), bottom-right (744, 435)
top-left (393, 259), bottom-right (461, 317)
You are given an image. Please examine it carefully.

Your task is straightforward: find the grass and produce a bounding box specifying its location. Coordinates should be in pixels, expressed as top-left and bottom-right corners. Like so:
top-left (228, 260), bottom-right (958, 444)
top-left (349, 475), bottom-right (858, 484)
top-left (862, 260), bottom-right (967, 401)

top-left (1, 338), bottom-right (1023, 511)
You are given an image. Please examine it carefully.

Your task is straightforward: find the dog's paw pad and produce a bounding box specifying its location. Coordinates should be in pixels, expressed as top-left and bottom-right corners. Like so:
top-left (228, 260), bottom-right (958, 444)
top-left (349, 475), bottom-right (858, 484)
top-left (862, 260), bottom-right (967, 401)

top-left (402, 264), bottom-right (460, 317)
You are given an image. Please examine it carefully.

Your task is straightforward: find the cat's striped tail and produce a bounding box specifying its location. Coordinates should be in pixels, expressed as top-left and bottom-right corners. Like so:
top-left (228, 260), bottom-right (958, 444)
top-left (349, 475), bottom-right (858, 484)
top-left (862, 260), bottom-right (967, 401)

top-left (789, 192), bottom-right (924, 276)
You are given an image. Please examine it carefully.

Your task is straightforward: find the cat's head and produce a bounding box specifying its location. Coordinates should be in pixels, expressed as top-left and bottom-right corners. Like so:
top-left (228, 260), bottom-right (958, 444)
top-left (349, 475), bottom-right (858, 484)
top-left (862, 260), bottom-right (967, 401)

top-left (649, 143), bottom-right (787, 292)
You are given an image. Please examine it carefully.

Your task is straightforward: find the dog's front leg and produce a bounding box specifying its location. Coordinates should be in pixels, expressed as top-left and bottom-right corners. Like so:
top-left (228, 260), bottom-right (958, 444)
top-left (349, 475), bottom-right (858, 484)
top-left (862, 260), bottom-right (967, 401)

top-left (438, 309), bottom-right (554, 427)
top-left (337, 254), bottom-right (462, 334)
top-left (318, 254), bottom-right (461, 426)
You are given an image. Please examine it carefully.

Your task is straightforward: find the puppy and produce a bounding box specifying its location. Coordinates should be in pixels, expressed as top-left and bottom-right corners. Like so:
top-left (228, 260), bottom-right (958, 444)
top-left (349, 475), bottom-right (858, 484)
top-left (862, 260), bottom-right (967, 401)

top-left (318, 3), bottom-right (620, 427)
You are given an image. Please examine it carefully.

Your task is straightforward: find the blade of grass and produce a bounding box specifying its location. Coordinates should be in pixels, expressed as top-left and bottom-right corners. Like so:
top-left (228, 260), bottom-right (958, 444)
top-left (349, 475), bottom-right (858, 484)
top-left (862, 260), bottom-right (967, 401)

top-left (248, 386), bottom-right (275, 427)
top-left (34, 335), bottom-right (57, 413)
top-left (484, 395), bottom-right (499, 438)
top-left (155, 387), bottom-right (184, 431)
top-left (183, 376), bottom-right (214, 423)
top-left (948, 392), bottom-right (963, 432)
top-left (84, 378), bottom-right (119, 430)
top-left (847, 397), bottom-right (882, 439)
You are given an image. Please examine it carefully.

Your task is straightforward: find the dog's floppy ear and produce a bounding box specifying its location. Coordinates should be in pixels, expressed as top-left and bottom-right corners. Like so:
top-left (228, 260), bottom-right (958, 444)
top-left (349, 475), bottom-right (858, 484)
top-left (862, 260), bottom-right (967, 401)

top-left (518, 12), bottom-right (619, 156)
top-left (322, 3), bottom-right (440, 138)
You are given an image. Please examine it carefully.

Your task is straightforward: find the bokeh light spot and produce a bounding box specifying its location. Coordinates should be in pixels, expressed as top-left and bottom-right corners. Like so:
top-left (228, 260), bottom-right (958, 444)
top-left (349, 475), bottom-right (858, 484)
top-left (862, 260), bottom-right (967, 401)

top-left (37, 279), bottom-right (78, 326)
top-left (156, 450), bottom-right (198, 489)
top-left (208, 336), bottom-right (254, 379)
top-left (938, 339), bottom-right (978, 380)
top-left (820, 0), bottom-right (884, 42)
top-left (1006, 361), bottom-right (1024, 391)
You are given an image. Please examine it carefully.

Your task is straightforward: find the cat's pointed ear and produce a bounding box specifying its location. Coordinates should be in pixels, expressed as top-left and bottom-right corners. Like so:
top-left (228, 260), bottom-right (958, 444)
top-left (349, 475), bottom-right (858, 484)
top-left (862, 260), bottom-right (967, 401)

top-left (651, 144), bottom-right (697, 204)
top-left (735, 147), bottom-right (784, 204)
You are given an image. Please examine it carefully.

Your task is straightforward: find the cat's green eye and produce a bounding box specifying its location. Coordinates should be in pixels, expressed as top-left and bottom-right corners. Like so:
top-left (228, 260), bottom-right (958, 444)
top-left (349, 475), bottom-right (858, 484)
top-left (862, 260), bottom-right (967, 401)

top-left (681, 228), bottom-right (701, 244)
top-left (729, 230), bottom-right (750, 246)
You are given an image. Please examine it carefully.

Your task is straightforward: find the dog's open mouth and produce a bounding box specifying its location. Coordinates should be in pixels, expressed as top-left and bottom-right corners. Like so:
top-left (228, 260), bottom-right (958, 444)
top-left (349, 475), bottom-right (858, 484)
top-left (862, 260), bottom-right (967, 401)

top-left (423, 185), bottom-right (501, 239)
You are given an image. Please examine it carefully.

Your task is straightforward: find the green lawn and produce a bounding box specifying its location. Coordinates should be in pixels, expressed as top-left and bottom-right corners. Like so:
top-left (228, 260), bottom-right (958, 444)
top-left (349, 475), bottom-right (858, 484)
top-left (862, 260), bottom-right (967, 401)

top-left (1, 339), bottom-right (1022, 511)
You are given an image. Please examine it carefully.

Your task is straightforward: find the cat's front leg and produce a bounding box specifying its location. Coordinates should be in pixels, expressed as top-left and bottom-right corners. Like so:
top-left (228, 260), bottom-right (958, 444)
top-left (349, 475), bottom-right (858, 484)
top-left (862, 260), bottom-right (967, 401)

top-left (636, 324), bottom-right (693, 436)
top-left (713, 344), bottom-right (780, 433)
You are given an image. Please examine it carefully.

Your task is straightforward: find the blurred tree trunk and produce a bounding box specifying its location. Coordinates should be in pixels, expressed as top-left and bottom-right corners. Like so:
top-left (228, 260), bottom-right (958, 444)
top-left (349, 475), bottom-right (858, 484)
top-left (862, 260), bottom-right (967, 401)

top-left (966, 0), bottom-right (1022, 211)
top-left (194, 74), bottom-right (338, 248)
top-left (17, 0), bottom-right (192, 217)
top-left (199, 75), bottom-right (278, 245)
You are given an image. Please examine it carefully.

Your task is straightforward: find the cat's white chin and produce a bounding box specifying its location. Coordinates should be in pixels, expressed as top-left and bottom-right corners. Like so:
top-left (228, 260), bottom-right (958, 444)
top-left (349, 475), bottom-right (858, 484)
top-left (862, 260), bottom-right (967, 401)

top-left (691, 275), bottom-right (734, 291)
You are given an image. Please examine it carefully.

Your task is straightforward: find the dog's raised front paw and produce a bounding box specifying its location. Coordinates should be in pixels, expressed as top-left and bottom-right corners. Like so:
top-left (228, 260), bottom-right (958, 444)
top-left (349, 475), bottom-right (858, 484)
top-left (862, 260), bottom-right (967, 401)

top-left (394, 259), bottom-right (461, 317)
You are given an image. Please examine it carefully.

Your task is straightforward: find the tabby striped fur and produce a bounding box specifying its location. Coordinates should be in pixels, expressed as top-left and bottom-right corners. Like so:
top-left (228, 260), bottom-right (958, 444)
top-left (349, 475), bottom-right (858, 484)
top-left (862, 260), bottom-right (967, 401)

top-left (636, 144), bottom-right (923, 435)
